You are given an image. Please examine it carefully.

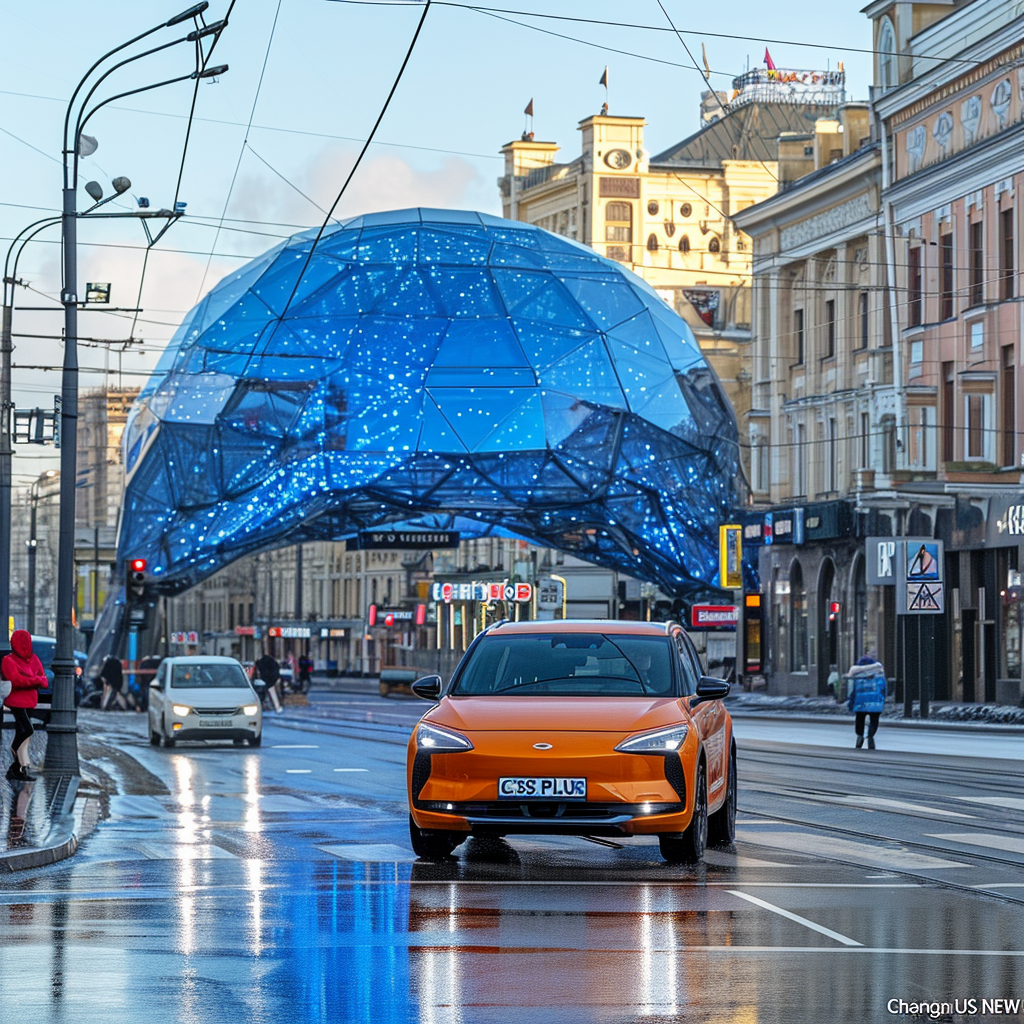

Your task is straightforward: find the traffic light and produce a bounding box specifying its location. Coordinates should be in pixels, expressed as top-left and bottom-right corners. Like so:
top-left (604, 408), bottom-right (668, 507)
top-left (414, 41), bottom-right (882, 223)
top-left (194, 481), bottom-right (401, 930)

top-left (126, 557), bottom-right (148, 601)
top-left (828, 601), bottom-right (841, 623)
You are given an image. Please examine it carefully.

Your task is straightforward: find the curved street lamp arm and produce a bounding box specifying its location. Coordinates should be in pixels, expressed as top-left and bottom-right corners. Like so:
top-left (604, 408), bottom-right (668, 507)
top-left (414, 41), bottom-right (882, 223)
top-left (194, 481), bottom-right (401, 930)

top-left (76, 72), bottom-right (203, 151)
top-left (3, 217), bottom-right (62, 304)
top-left (71, 32), bottom-right (195, 186)
top-left (62, 22), bottom-right (168, 183)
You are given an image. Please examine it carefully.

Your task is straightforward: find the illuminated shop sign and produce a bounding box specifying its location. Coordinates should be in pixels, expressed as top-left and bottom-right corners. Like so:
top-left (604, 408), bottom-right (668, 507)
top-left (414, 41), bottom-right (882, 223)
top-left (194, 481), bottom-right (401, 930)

top-left (691, 605), bottom-right (739, 629)
top-left (431, 581), bottom-right (533, 603)
top-left (268, 626), bottom-right (311, 639)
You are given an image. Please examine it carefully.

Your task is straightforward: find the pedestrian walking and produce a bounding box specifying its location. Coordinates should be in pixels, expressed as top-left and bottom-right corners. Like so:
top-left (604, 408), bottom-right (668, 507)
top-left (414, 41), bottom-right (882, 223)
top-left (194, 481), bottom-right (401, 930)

top-left (255, 651), bottom-right (283, 712)
top-left (99, 653), bottom-right (126, 711)
top-left (138, 654), bottom-right (161, 712)
top-left (2, 630), bottom-right (47, 781)
top-left (847, 654), bottom-right (886, 749)
top-left (298, 653), bottom-right (313, 693)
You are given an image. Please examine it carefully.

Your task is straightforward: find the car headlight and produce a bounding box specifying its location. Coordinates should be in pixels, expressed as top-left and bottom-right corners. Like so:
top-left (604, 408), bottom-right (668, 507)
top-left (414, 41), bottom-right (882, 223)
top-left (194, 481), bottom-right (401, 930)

top-left (417, 722), bottom-right (473, 752)
top-left (242, 704), bottom-right (259, 716)
top-left (614, 724), bottom-right (689, 754)
top-left (172, 704), bottom-right (192, 717)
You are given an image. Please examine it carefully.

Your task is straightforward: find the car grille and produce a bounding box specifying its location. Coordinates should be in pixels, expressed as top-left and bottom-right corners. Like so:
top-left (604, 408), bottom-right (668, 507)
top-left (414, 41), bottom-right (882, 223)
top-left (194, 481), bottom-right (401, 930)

top-left (193, 707), bottom-right (240, 715)
top-left (424, 801), bottom-right (684, 820)
top-left (664, 754), bottom-right (687, 804)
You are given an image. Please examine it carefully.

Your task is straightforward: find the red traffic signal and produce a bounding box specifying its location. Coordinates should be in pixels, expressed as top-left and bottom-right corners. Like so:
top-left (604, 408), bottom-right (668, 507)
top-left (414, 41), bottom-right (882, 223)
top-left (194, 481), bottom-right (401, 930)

top-left (130, 558), bottom-right (147, 573)
top-left (828, 601), bottom-right (841, 622)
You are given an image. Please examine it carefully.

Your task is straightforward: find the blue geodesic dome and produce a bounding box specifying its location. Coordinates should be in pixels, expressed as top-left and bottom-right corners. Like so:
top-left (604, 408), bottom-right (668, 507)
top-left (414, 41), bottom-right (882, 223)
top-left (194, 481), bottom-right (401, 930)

top-left (119, 208), bottom-right (739, 596)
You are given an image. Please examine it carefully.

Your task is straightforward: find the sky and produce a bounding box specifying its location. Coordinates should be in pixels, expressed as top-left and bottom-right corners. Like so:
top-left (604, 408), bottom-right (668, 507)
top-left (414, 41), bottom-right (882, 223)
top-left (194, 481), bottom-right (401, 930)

top-left (0, 0), bottom-right (876, 487)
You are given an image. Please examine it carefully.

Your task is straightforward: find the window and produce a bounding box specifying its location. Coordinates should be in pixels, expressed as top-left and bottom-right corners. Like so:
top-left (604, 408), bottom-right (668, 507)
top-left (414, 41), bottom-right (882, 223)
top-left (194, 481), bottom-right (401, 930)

top-left (794, 308), bottom-right (805, 364)
top-left (826, 417), bottom-right (837, 492)
top-left (911, 340), bottom-right (923, 365)
top-left (940, 232), bottom-right (954, 319)
top-left (794, 421), bottom-right (806, 496)
top-left (970, 220), bottom-right (984, 306)
top-left (878, 17), bottom-right (896, 90)
top-left (860, 411), bottom-right (871, 468)
top-left (708, 237), bottom-right (721, 253)
top-left (604, 201), bottom-right (633, 258)
top-left (772, 566), bottom-right (790, 675)
top-left (967, 394), bottom-right (984, 458)
top-left (858, 292), bottom-right (868, 349)
top-left (1003, 344), bottom-right (1016, 466)
top-left (1000, 208), bottom-right (1015, 301)
top-left (679, 235), bottom-right (690, 253)
top-left (908, 246), bottom-right (922, 326)
top-left (824, 299), bottom-right (836, 357)
top-left (942, 362), bottom-right (955, 463)
top-left (680, 203), bottom-right (692, 218)
top-left (971, 321), bottom-right (984, 350)
top-left (790, 562), bottom-right (808, 672)
top-left (646, 233), bottom-right (659, 252)
top-left (908, 406), bottom-right (936, 470)
top-left (647, 200), bottom-right (660, 216)
top-left (880, 415), bottom-right (896, 473)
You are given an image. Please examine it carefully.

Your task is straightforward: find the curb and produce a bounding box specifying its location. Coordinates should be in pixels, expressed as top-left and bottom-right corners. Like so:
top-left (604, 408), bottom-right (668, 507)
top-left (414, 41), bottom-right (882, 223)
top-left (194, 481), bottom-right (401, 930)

top-left (728, 709), bottom-right (1024, 734)
top-left (0, 774), bottom-right (81, 873)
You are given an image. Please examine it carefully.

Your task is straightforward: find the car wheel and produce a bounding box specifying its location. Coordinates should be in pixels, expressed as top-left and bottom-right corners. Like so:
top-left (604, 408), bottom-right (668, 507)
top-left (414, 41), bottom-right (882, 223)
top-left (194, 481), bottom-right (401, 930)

top-left (149, 729), bottom-right (161, 746)
top-left (707, 746), bottom-right (737, 848)
top-left (659, 760), bottom-right (707, 864)
top-left (248, 734), bottom-right (262, 747)
top-left (161, 721), bottom-right (176, 749)
top-left (409, 814), bottom-right (462, 861)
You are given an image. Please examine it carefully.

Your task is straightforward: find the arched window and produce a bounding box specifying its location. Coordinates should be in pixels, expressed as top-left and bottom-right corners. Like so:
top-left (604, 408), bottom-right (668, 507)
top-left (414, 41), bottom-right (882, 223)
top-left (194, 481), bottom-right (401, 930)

top-left (679, 235), bottom-right (690, 254)
top-left (878, 17), bottom-right (896, 90)
top-left (708, 237), bottom-right (721, 254)
top-left (647, 233), bottom-right (659, 252)
top-left (790, 561), bottom-right (808, 671)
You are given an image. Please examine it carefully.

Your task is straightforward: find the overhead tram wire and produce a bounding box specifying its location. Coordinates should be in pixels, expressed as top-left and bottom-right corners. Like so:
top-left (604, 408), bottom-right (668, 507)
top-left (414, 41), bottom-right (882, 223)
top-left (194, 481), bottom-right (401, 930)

top-left (325, 0), bottom-right (1004, 71)
top-left (128, 5), bottom-right (234, 347)
top-left (195, 0), bottom-right (283, 303)
top-left (243, 143), bottom-right (337, 221)
top-left (271, 0), bottom-right (433, 326)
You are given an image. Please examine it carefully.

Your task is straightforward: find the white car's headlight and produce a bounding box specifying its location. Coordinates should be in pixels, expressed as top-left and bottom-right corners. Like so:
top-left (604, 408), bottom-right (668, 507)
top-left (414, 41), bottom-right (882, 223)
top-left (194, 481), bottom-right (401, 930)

top-left (417, 722), bottom-right (473, 752)
top-left (615, 724), bottom-right (689, 754)
top-left (172, 704), bottom-right (192, 717)
top-left (242, 704), bottom-right (259, 716)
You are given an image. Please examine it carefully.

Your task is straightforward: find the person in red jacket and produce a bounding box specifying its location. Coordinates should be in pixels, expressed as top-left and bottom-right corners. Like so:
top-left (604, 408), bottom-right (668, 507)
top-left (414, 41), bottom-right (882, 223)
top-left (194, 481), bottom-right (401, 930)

top-left (2, 630), bottom-right (47, 781)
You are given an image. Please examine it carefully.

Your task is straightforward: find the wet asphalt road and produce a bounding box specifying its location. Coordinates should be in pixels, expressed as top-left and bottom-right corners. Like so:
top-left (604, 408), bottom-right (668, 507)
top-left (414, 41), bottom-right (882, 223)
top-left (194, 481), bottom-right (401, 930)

top-left (2, 694), bottom-right (1024, 1024)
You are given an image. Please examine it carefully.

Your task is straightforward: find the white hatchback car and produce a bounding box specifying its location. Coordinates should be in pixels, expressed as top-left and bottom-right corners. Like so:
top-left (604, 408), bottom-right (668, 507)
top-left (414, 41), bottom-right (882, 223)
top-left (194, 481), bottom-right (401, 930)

top-left (148, 656), bottom-right (263, 748)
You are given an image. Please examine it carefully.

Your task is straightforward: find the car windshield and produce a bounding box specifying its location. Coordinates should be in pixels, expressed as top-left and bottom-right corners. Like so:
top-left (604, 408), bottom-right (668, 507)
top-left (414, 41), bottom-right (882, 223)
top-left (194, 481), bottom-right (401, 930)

top-left (452, 634), bottom-right (676, 697)
top-left (171, 663), bottom-right (249, 689)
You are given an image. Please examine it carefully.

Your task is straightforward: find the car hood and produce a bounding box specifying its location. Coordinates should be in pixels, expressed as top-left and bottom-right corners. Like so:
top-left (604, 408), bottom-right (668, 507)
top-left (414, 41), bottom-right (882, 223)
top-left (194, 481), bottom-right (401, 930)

top-left (426, 695), bottom-right (685, 734)
top-left (167, 687), bottom-right (257, 706)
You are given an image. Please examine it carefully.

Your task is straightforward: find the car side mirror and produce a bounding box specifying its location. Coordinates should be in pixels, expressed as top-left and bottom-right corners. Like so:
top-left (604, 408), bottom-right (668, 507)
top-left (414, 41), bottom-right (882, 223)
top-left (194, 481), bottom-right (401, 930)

top-left (693, 676), bottom-right (730, 704)
top-left (411, 675), bottom-right (443, 701)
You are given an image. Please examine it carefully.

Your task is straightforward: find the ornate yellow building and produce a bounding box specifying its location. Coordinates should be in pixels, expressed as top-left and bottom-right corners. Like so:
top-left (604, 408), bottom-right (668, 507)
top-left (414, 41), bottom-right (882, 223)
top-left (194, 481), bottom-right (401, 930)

top-left (498, 76), bottom-right (848, 471)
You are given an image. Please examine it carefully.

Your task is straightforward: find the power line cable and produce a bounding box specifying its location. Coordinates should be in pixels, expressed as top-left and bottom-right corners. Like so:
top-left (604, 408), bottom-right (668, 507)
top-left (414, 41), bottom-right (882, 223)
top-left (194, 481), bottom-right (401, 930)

top-left (196, 0), bottom-right (284, 303)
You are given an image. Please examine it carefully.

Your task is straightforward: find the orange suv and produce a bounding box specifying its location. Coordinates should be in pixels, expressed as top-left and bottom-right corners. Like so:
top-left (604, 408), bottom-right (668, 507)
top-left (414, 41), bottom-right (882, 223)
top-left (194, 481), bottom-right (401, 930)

top-left (406, 619), bottom-right (736, 864)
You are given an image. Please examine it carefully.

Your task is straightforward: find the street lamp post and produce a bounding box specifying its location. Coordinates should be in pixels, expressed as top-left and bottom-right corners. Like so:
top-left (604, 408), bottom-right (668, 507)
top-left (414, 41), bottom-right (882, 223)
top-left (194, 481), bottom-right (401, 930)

top-left (46, 3), bottom-right (229, 775)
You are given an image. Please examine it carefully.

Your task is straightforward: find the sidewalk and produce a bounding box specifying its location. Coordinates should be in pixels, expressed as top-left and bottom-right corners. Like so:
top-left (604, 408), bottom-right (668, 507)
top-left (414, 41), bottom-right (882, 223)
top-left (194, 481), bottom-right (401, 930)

top-left (0, 730), bottom-right (100, 872)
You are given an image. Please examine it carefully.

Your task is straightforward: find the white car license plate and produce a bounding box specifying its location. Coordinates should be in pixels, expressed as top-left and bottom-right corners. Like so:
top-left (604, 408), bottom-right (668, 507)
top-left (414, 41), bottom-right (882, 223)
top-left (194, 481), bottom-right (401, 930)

top-left (199, 718), bottom-right (233, 728)
top-left (498, 777), bottom-right (587, 800)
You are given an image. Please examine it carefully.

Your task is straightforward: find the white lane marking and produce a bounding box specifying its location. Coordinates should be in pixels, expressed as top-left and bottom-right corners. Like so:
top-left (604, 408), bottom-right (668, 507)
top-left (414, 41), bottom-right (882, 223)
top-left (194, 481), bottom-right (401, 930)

top-left (271, 744), bottom-right (320, 749)
top-left (972, 882), bottom-right (1024, 889)
top-left (319, 843), bottom-right (417, 863)
top-left (704, 849), bottom-right (801, 868)
top-left (738, 830), bottom-right (969, 870)
top-left (832, 796), bottom-right (975, 819)
top-left (927, 833), bottom-right (1024, 854)
top-left (956, 796), bottom-right (1024, 812)
top-left (333, 768), bottom-right (370, 772)
top-left (132, 843), bottom-right (236, 860)
top-left (726, 890), bottom-right (862, 946)
top-left (285, 769), bottom-right (312, 774)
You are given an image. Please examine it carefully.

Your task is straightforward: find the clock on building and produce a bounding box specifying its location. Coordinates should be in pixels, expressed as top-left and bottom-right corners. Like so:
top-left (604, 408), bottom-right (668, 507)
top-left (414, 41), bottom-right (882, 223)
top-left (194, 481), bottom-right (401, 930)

top-left (604, 149), bottom-right (631, 169)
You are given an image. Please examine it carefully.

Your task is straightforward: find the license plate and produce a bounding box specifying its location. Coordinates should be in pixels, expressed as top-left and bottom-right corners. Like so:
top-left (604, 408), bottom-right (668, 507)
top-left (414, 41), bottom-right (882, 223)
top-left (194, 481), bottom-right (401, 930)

top-left (498, 777), bottom-right (587, 800)
top-left (199, 718), bottom-right (233, 728)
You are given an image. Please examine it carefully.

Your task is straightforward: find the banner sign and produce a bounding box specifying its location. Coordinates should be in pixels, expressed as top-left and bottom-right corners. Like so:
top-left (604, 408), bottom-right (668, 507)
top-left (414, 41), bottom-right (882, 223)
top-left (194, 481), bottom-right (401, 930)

top-left (691, 605), bottom-right (739, 629)
top-left (431, 581), bottom-right (532, 603)
top-left (346, 530), bottom-right (460, 551)
top-left (719, 524), bottom-right (742, 589)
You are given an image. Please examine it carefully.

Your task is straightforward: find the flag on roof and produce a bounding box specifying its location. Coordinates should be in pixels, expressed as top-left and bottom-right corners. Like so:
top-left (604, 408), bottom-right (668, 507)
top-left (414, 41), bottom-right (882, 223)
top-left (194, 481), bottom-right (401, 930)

top-left (524, 98), bottom-right (534, 117)
top-left (599, 66), bottom-right (608, 88)
top-left (764, 48), bottom-right (776, 71)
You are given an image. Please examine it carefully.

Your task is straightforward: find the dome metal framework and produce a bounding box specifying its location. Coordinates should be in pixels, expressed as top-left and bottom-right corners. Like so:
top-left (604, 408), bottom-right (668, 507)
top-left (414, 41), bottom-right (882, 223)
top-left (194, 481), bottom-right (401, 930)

top-left (119, 208), bottom-right (739, 597)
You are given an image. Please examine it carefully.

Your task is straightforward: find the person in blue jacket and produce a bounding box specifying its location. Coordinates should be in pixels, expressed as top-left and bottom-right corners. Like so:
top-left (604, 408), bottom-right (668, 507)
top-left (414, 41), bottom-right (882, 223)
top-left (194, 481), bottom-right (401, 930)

top-left (847, 654), bottom-right (886, 749)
